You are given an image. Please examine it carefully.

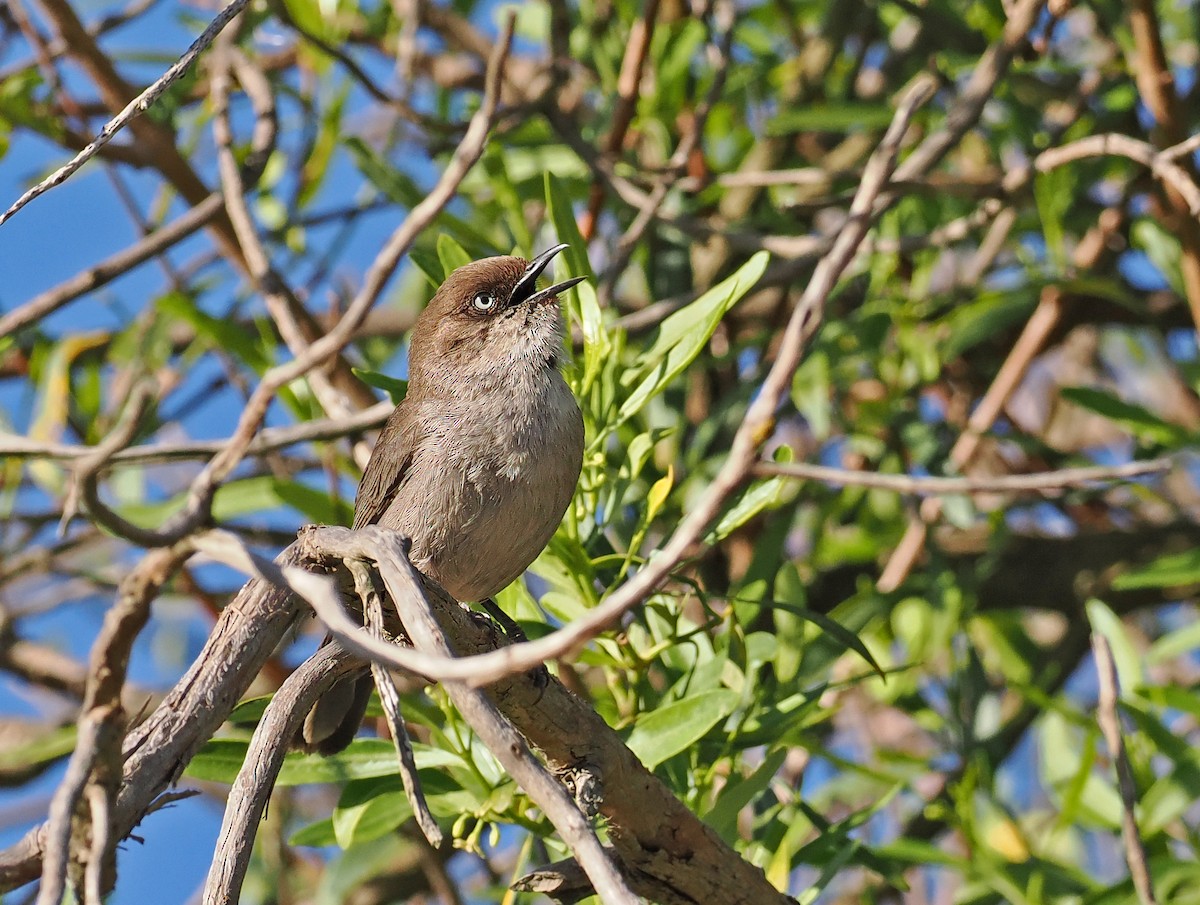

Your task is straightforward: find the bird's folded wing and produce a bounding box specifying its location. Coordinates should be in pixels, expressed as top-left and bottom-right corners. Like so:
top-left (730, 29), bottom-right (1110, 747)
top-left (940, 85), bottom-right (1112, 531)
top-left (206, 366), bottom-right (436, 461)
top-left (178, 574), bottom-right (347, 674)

top-left (352, 400), bottom-right (420, 529)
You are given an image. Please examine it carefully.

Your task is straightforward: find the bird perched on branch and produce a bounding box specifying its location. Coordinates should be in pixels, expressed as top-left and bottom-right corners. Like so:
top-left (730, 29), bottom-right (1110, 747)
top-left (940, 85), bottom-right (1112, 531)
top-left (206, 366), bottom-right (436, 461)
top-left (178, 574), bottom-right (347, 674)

top-left (300, 244), bottom-right (586, 754)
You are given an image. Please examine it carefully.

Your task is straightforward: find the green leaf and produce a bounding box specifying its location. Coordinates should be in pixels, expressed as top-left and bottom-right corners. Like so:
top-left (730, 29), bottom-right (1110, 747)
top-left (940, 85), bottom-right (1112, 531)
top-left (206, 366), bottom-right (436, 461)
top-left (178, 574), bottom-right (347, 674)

top-left (941, 289), bottom-right (1038, 360)
top-left (772, 563), bottom-right (885, 679)
top-left (272, 478), bottom-right (353, 526)
top-left (409, 246), bottom-right (444, 287)
top-left (333, 776), bottom-right (414, 848)
top-left (1112, 549), bottom-right (1200, 592)
top-left (704, 747), bottom-right (787, 842)
top-left (353, 367), bottom-right (408, 405)
top-left (0, 724), bottom-right (76, 773)
top-left (482, 149), bottom-right (533, 253)
top-left (1132, 219), bottom-right (1185, 296)
top-left (1059, 386), bottom-right (1191, 446)
top-left (1147, 617), bottom-right (1200, 664)
top-left (543, 172), bottom-right (594, 280)
top-left (185, 738), bottom-right (402, 785)
top-left (289, 817), bottom-right (337, 847)
top-left (619, 252), bottom-right (769, 423)
top-left (1085, 598), bottom-right (1144, 692)
top-left (184, 739), bottom-right (253, 783)
top-left (228, 695), bottom-right (273, 725)
top-left (345, 137), bottom-right (421, 206)
top-left (157, 292), bottom-right (269, 373)
top-left (705, 472), bottom-right (789, 544)
top-left (1034, 168), bottom-right (1070, 272)
top-left (625, 689), bottom-right (739, 770)
top-left (436, 233), bottom-right (472, 277)
top-left (544, 172), bottom-right (606, 387)
top-left (766, 103), bottom-right (897, 134)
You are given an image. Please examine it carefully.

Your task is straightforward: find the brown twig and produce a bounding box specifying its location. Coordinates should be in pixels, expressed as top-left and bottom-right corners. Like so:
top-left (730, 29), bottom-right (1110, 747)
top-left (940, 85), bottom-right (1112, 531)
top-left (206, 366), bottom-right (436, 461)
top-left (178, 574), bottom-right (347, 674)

top-left (201, 639), bottom-right (362, 905)
top-left (1127, 0), bottom-right (1200, 336)
top-left (351, 558), bottom-right (442, 847)
top-left (36, 541), bottom-right (195, 904)
top-left (82, 785), bottom-right (109, 905)
top-left (893, 0), bottom-right (1047, 182)
top-left (752, 456), bottom-right (1172, 496)
top-left (579, 0), bottom-right (661, 240)
top-left (1032, 133), bottom-right (1200, 216)
top-left (1, 0), bottom-right (251, 227)
top-left (0, 195), bottom-right (223, 340)
top-left (598, 0), bottom-right (736, 302)
top-left (61, 382), bottom-right (156, 543)
top-left (0, 401), bottom-right (392, 465)
top-left (1091, 632), bottom-right (1159, 905)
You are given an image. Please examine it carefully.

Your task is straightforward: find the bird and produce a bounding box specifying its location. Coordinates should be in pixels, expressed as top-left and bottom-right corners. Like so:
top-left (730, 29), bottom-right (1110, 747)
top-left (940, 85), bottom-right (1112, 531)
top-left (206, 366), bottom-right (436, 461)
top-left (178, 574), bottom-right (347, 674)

top-left (299, 244), bottom-right (586, 754)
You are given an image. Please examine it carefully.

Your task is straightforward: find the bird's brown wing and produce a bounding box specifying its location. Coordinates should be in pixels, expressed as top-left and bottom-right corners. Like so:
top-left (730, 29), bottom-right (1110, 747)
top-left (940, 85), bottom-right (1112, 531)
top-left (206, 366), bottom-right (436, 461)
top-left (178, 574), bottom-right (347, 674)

top-left (352, 400), bottom-right (421, 529)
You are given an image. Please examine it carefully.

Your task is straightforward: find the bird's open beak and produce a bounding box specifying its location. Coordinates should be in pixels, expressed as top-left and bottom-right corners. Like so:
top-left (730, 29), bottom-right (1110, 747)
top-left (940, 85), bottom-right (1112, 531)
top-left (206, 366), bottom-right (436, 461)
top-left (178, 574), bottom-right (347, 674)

top-left (511, 243), bottom-right (586, 308)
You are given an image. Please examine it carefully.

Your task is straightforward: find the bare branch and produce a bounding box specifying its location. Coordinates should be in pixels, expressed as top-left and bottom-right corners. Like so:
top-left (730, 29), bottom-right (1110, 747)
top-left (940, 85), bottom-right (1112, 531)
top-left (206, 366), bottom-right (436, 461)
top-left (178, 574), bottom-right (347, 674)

top-left (351, 558), bottom-right (442, 847)
top-left (82, 785), bottom-right (109, 905)
top-left (0, 198), bottom-right (221, 340)
top-left (1091, 632), bottom-right (1159, 905)
top-left (753, 456), bottom-right (1172, 496)
top-left (0, 402), bottom-right (392, 465)
top-left (201, 641), bottom-right (362, 905)
top-left (0, 0), bottom-right (252, 227)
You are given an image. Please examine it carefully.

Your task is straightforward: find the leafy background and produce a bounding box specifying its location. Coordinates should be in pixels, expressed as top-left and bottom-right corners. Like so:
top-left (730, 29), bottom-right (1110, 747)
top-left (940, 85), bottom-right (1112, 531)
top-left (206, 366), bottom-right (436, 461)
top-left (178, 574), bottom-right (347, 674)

top-left (3, 0), bottom-right (1200, 902)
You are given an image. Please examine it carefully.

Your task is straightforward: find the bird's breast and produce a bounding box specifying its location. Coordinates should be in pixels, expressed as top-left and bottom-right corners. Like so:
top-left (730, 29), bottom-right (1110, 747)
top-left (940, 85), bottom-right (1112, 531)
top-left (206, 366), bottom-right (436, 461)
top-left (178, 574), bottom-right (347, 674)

top-left (392, 371), bottom-right (583, 602)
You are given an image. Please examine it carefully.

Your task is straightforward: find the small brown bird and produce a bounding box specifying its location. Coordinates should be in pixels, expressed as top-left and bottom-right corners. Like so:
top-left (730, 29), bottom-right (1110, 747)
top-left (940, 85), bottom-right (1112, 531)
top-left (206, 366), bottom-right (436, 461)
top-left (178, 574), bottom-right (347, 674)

top-left (301, 245), bottom-right (586, 753)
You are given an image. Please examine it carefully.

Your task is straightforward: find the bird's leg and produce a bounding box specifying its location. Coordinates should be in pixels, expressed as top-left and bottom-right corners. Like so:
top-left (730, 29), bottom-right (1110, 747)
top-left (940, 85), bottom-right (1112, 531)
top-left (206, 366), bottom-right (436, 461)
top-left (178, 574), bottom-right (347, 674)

top-left (481, 597), bottom-right (528, 642)
top-left (480, 597), bottom-right (549, 689)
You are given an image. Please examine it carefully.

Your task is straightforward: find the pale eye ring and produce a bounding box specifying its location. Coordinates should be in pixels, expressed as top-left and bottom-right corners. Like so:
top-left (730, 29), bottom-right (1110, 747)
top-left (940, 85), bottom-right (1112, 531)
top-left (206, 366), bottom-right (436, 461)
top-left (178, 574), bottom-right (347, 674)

top-left (472, 292), bottom-right (497, 313)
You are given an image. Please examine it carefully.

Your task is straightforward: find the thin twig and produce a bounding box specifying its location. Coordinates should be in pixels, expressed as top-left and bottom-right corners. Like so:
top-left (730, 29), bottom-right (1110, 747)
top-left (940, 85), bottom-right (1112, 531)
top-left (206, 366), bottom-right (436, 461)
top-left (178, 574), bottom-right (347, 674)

top-left (37, 715), bottom-right (104, 905)
top-left (0, 402), bottom-right (392, 464)
top-left (1033, 133), bottom-right (1200, 216)
top-left (0, 195), bottom-right (223, 340)
top-left (599, 0), bottom-right (735, 302)
top-left (1127, 0), bottom-right (1200, 338)
top-left (0, 0), bottom-right (252, 227)
top-left (1091, 632), bottom-right (1159, 905)
top-left (201, 640), bottom-right (362, 905)
top-left (82, 785), bottom-right (109, 905)
top-left (753, 457), bottom-right (1171, 496)
top-left (579, 0), bottom-right (661, 240)
top-left (62, 382), bottom-right (156, 542)
top-left (350, 558), bottom-right (442, 847)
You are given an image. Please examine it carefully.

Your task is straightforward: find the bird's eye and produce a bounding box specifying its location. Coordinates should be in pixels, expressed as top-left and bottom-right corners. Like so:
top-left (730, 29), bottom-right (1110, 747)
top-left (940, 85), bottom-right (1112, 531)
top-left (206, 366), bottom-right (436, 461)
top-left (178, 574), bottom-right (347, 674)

top-left (472, 292), bottom-right (497, 313)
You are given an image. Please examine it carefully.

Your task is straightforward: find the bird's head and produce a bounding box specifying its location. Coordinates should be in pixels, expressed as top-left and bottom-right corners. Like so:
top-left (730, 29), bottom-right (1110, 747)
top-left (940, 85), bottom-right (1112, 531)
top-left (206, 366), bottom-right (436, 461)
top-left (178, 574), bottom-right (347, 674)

top-left (407, 244), bottom-right (585, 392)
